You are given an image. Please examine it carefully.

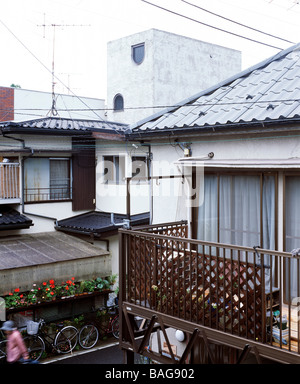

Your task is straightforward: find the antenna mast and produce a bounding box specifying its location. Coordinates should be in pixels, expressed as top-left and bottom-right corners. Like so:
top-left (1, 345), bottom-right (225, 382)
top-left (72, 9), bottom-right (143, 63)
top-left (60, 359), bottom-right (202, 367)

top-left (37, 18), bottom-right (91, 116)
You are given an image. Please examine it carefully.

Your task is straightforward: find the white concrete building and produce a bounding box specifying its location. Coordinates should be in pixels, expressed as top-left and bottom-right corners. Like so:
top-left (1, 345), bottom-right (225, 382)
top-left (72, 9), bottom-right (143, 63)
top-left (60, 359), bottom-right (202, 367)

top-left (106, 29), bottom-right (241, 124)
top-left (0, 86), bottom-right (106, 122)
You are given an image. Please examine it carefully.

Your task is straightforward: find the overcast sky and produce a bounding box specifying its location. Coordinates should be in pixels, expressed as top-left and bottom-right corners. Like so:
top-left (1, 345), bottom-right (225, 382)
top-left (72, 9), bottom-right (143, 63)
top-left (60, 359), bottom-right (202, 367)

top-left (1, 0), bottom-right (299, 102)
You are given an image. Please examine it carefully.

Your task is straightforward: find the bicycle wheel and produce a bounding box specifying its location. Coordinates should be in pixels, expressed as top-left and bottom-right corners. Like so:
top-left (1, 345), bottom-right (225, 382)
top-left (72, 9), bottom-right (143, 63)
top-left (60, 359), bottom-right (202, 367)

top-left (111, 317), bottom-right (119, 339)
top-left (79, 324), bottom-right (99, 349)
top-left (24, 335), bottom-right (45, 361)
top-left (0, 340), bottom-right (6, 363)
top-left (54, 326), bottom-right (78, 354)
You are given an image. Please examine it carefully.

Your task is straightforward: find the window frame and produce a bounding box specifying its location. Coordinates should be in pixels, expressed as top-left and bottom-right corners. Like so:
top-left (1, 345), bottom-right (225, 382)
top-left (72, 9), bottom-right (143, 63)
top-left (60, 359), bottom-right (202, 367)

top-left (103, 155), bottom-right (126, 185)
top-left (132, 43), bottom-right (145, 65)
top-left (113, 94), bottom-right (124, 112)
top-left (131, 156), bottom-right (148, 184)
top-left (24, 157), bottom-right (71, 204)
top-left (196, 170), bottom-right (278, 249)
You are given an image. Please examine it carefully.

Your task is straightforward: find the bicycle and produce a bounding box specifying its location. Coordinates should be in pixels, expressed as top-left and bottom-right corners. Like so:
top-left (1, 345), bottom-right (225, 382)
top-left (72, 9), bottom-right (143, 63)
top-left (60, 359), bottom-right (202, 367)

top-left (0, 323), bottom-right (45, 362)
top-left (78, 305), bottom-right (119, 349)
top-left (24, 319), bottom-right (78, 360)
top-left (0, 329), bottom-right (7, 364)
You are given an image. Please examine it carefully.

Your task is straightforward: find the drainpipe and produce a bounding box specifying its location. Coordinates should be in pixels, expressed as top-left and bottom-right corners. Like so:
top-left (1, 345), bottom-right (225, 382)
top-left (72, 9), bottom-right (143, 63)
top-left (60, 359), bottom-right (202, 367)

top-left (141, 143), bottom-right (152, 225)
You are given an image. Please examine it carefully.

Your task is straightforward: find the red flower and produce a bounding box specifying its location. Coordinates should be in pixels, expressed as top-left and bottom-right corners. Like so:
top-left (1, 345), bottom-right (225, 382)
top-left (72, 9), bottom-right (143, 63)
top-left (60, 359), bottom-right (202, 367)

top-left (9, 292), bottom-right (13, 296)
top-left (49, 279), bottom-right (55, 285)
top-left (14, 288), bottom-right (20, 293)
top-left (65, 286), bottom-right (69, 290)
top-left (43, 282), bottom-right (47, 286)
top-left (20, 294), bottom-right (23, 298)
top-left (50, 291), bottom-right (55, 296)
top-left (71, 277), bottom-right (75, 281)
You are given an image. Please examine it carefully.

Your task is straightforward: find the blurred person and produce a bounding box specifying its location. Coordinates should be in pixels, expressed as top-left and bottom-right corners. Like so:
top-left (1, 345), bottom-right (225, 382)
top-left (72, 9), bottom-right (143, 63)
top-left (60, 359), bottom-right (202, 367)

top-left (1, 320), bottom-right (29, 364)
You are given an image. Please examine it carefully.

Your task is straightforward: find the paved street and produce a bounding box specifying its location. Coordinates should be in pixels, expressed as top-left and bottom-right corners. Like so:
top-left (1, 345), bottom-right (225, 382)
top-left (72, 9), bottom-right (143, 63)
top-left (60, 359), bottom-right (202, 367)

top-left (45, 341), bottom-right (143, 365)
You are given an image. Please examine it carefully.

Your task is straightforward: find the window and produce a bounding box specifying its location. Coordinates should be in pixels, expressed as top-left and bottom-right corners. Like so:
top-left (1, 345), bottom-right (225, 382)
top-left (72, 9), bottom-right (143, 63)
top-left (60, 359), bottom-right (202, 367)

top-left (132, 43), bottom-right (145, 64)
top-left (284, 175), bottom-right (300, 300)
top-left (50, 159), bottom-right (70, 200)
top-left (197, 173), bottom-right (276, 250)
top-left (103, 155), bottom-right (125, 184)
top-left (24, 158), bottom-right (71, 202)
top-left (131, 156), bottom-right (148, 183)
top-left (113, 94), bottom-right (124, 111)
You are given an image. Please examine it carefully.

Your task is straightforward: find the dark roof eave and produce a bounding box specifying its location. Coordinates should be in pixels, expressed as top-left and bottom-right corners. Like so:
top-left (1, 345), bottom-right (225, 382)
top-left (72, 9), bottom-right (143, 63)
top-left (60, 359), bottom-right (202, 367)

top-left (1, 126), bottom-right (92, 136)
top-left (127, 118), bottom-right (300, 140)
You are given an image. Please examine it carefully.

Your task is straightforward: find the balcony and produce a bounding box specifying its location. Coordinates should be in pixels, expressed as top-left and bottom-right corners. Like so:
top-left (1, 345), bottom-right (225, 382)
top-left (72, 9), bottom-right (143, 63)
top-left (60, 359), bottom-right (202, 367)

top-left (118, 221), bottom-right (300, 364)
top-left (0, 162), bottom-right (20, 204)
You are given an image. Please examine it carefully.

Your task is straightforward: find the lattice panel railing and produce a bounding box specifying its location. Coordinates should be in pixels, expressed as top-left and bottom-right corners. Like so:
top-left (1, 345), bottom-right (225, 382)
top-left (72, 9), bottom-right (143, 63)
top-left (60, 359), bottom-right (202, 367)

top-left (127, 232), bottom-right (265, 342)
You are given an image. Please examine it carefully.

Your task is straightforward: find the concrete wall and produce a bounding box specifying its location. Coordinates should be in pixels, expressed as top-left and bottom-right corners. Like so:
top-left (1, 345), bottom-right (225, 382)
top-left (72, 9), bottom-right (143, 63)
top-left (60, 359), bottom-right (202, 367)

top-left (0, 253), bottom-right (111, 296)
top-left (106, 29), bottom-right (241, 124)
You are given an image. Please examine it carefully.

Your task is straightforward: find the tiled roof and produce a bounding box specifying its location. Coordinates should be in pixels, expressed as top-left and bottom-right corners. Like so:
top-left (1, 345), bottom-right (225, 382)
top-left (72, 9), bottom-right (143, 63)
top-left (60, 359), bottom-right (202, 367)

top-left (129, 43), bottom-right (300, 135)
top-left (0, 207), bottom-right (33, 230)
top-left (0, 116), bottom-right (128, 134)
top-left (55, 211), bottom-right (150, 236)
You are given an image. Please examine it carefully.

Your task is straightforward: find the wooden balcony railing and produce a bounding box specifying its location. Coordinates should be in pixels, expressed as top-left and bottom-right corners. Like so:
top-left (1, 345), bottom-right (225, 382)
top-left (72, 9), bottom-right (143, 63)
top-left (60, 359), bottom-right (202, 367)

top-left (0, 162), bottom-right (20, 200)
top-left (119, 222), bottom-right (300, 363)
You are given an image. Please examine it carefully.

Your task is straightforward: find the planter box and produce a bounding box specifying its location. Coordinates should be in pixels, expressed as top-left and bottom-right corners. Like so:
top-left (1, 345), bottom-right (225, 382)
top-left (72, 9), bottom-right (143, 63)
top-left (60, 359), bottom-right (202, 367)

top-left (7, 290), bottom-right (112, 324)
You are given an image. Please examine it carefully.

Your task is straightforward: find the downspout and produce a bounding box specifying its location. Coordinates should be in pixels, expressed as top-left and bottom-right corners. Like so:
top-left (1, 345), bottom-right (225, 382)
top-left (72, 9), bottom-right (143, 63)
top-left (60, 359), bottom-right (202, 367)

top-left (141, 143), bottom-right (152, 225)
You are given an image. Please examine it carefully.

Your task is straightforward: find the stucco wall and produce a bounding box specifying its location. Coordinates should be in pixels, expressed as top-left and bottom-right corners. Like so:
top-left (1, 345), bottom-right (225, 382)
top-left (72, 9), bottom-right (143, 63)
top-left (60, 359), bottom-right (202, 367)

top-left (107, 29), bottom-right (241, 124)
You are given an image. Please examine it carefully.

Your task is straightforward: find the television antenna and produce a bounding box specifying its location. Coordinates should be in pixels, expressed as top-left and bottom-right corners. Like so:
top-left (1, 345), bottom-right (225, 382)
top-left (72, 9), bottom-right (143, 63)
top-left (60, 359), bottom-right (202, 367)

top-left (37, 16), bottom-right (91, 116)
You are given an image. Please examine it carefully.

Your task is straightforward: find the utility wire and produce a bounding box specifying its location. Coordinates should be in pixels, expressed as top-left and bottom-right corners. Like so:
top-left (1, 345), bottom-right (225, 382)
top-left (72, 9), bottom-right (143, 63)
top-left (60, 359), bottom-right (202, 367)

top-left (1, 97), bottom-right (300, 114)
top-left (141, 0), bottom-right (284, 50)
top-left (0, 18), bottom-right (123, 135)
top-left (181, 0), bottom-right (295, 45)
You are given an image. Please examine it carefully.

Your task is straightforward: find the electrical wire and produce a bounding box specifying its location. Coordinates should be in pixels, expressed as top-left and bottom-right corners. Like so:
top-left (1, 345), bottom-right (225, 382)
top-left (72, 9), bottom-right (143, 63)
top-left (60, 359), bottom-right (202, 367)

top-left (181, 0), bottom-right (295, 44)
top-left (141, 0), bottom-right (285, 50)
top-left (0, 18), bottom-right (124, 135)
top-left (0, 97), bottom-right (299, 115)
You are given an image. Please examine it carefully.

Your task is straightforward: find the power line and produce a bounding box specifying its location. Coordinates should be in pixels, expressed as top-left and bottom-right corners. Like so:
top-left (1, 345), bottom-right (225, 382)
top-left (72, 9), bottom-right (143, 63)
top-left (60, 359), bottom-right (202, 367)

top-left (0, 97), bottom-right (299, 114)
top-left (0, 19), bottom-right (103, 121)
top-left (141, 0), bottom-right (285, 50)
top-left (181, 0), bottom-right (295, 45)
top-left (0, 18), bottom-right (125, 135)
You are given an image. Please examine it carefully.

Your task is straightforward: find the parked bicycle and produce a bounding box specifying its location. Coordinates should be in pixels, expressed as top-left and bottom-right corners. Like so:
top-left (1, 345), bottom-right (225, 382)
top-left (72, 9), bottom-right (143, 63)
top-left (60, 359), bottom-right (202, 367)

top-left (0, 329), bottom-right (7, 364)
top-left (24, 319), bottom-right (78, 361)
top-left (78, 305), bottom-right (119, 349)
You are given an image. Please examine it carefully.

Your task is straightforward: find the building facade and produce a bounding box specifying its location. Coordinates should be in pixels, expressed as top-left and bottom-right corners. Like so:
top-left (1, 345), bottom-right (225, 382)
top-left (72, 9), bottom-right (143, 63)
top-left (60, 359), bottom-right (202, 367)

top-left (106, 29), bottom-right (241, 124)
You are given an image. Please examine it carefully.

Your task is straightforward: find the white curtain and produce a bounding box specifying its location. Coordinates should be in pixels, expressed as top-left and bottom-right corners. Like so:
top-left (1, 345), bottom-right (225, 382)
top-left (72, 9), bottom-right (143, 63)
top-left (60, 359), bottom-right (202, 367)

top-left (197, 174), bottom-right (218, 243)
top-left (219, 175), bottom-right (261, 248)
top-left (197, 174), bottom-right (276, 284)
top-left (285, 176), bottom-right (300, 299)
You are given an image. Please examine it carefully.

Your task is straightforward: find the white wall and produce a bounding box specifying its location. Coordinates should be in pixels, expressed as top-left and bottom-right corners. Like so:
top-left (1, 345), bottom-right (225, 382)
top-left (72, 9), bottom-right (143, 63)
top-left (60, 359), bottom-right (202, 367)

top-left (95, 144), bottom-right (150, 215)
top-left (14, 88), bottom-right (106, 121)
top-left (107, 29), bottom-right (241, 124)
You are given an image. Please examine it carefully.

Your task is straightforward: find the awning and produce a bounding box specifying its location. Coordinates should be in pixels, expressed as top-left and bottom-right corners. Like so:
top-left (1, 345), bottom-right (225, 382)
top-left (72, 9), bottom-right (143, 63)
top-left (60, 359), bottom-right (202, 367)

top-left (55, 211), bottom-right (150, 237)
top-left (174, 157), bottom-right (300, 169)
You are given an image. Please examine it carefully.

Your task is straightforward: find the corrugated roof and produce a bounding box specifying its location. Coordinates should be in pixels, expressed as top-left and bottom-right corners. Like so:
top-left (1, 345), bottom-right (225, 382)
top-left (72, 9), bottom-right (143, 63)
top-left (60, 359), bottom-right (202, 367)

top-left (129, 43), bottom-right (300, 135)
top-left (0, 231), bottom-right (108, 270)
